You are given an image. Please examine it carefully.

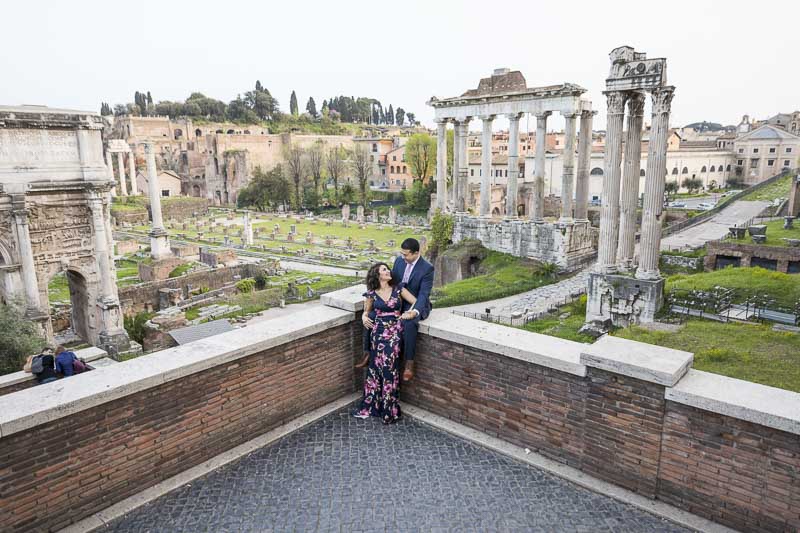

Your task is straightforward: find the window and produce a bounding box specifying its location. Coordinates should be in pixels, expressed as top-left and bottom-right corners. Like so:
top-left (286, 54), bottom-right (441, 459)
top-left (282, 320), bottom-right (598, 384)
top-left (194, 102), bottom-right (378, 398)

top-left (701, 166), bottom-right (707, 173)
top-left (727, 164), bottom-right (731, 171)
top-left (682, 167), bottom-right (688, 174)
top-left (226, 129), bottom-right (234, 134)
top-left (737, 159), bottom-right (743, 166)
top-left (393, 156), bottom-right (397, 161)
top-left (768, 159), bottom-right (775, 166)
top-left (590, 167), bottom-right (603, 176)
top-left (750, 159), bottom-right (759, 168)
top-left (390, 166), bottom-right (395, 173)
top-left (710, 166), bottom-right (715, 172)
top-left (381, 168), bottom-right (386, 175)
top-left (784, 160), bottom-right (791, 166)
top-left (738, 148), bottom-right (744, 153)
top-left (787, 147), bottom-right (793, 153)
top-left (504, 170), bottom-right (508, 177)
top-left (372, 143), bottom-right (377, 152)
top-left (470, 169), bottom-right (474, 177)
top-left (370, 155), bottom-right (374, 162)
top-left (753, 148), bottom-right (759, 154)
top-left (161, 190), bottom-right (170, 197)
top-left (640, 169), bottom-right (646, 176)
top-left (718, 166), bottom-right (723, 172)
top-left (671, 168), bottom-right (678, 175)
top-left (769, 147), bottom-right (776, 153)
top-left (402, 166), bottom-right (406, 173)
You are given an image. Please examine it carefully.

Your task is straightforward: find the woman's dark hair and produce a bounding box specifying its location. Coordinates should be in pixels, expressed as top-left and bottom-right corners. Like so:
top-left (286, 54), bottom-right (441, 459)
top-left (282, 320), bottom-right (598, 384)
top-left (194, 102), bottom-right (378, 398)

top-left (400, 238), bottom-right (420, 253)
top-left (366, 262), bottom-right (394, 291)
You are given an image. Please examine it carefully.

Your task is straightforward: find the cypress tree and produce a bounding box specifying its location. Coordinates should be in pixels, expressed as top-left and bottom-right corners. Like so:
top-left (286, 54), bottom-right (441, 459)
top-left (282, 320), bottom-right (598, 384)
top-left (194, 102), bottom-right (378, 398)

top-left (290, 91), bottom-right (298, 116)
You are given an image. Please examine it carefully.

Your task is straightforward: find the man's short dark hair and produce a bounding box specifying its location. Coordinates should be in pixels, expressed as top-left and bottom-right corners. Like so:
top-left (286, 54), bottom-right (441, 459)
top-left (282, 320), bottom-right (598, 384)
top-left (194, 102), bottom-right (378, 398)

top-left (400, 238), bottom-right (420, 253)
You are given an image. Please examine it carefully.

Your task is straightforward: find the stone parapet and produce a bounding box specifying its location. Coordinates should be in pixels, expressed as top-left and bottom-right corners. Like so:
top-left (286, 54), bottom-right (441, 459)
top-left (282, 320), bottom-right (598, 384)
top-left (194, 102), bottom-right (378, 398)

top-left (452, 215), bottom-right (597, 270)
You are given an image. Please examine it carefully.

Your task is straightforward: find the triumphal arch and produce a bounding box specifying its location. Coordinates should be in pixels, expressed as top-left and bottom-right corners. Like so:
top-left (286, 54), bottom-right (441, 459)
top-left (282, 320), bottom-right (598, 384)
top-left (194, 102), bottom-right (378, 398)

top-left (0, 105), bottom-right (133, 355)
top-left (428, 69), bottom-right (597, 270)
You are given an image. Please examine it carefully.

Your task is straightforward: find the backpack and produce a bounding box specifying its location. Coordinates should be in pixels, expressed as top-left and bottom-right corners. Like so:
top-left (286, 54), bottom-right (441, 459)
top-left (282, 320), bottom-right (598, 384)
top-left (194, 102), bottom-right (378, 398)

top-left (73, 358), bottom-right (89, 374)
top-left (31, 355), bottom-right (45, 375)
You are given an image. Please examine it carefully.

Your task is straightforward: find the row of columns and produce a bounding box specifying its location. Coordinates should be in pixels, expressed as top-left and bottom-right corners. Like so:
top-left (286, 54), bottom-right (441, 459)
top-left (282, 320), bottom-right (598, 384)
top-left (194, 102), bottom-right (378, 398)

top-left (596, 86), bottom-right (675, 279)
top-left (106, 149), bottom-right (139, 196)
top-left (434, 111), bottom-right (595, 221)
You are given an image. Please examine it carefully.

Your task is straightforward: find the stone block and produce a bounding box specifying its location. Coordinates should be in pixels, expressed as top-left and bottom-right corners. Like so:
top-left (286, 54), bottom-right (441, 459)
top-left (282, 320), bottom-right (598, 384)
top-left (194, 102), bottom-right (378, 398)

top-left (748, 224), bottom-right (767, 236)
top-left (581, 335), bottom-right (693, 386)
top-left (138, 257), bottom-right (186, 282)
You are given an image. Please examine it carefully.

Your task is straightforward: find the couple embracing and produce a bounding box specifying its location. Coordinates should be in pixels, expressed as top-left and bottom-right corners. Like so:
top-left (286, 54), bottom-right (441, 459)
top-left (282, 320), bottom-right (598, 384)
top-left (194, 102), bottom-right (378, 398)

top-left (353, 238), bottom-right (434, 424)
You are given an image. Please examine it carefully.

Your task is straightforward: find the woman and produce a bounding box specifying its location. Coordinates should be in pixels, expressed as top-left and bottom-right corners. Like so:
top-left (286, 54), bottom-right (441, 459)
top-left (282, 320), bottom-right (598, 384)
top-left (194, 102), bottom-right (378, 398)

top-left (354, 262), bottom-right (417, 424)
top-left (23, 346), bottom-right (58, 385)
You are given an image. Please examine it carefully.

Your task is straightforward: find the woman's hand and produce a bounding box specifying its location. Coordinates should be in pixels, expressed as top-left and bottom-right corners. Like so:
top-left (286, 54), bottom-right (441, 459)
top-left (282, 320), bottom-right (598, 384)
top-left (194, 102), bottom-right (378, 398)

top-left (362, 314), bottom-right (374, 328)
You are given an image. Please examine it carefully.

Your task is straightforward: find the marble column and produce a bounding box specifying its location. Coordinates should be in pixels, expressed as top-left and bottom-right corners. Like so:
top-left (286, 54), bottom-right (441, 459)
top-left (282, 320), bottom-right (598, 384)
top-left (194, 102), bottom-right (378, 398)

top-left (480, 115), bottom-right (494, 216)
top-left (435, 119), bottom-right (448, 211)
top-left (128, 150), bottom-right (138, 195)
top-left (531, 111), bottom-right (550, 221)
top-left (506, 113), bottom-right (522, 217)
top-left (12, 206), bottom-right (42, 315)
top-left (88, 193), bottom-right (116, 301)
top-left (637, 86), bottom-right (675, 280)
top-left (451, 120), bottom-right (461, 209)
top-left (457, 120), bottom-right (470, 211)
top-left (106, 149), bottom-right (116, 197)
top-left (560, 112), bottom-right (578, 221)
top-left (616, 93), bottom-right (646, 270)
top-left (574, 110), bottom-right (595, 221)
top-left (244, 210), bottom-right (254, 246)
top-left (596, 91), bottom-right (627, 273)
top-left (145, 143), bottom-right (172, 260)
top-left (116, 152), bottom-right (128, 196)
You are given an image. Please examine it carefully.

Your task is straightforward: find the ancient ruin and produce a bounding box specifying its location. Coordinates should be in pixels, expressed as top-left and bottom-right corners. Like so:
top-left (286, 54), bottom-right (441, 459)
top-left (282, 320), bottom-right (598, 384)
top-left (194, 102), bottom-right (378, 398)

top-left (584, 46), bottom-right (676, 332)
top-left (0, 105), bottom-right (136, 355)
top-left (429, 68), bottom-right (597, 270)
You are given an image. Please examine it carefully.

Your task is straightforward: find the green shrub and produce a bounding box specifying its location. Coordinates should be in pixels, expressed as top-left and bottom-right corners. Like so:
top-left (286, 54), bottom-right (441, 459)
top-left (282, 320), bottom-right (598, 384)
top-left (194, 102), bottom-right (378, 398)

top-left (124, 311), bottom-right (154, 345)
top-left (168, 263), bottom-right (192, 278)
top-left (235, 278), bottom-right (256, 293)
top-left (429, 210), bottom-right (454, 255)
top-left (0, 301), bottom-right (47, 376)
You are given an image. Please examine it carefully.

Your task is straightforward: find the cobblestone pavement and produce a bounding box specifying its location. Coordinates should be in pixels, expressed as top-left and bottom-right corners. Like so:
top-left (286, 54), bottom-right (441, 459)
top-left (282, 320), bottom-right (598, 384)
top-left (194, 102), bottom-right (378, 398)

top-left (103, 407), bottom-right (689, 533)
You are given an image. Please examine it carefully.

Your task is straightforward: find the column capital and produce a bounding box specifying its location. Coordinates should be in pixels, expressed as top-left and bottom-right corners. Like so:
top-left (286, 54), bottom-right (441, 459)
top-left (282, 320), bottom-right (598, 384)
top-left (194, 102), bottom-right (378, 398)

top-left (581, 110), bottom-right (598, 119)
top-left (143, 141), bottom-right (155, 154)
top-left (604, 91), bottom-right (628, 114)
top-left (651, 86), bottom-right (676, 114)
top-left (479, 114), bottom-right (495, 123)
top-left (506, 112), bottom-right (523, 122)
top-left (561, 111), bottom-right (579, 119)
top-left (433, 117), bottom-right (450, 125)
top-left (533, 111), bottom-right (552, 119)
top-left (627, 91), bottom-right (646, 116)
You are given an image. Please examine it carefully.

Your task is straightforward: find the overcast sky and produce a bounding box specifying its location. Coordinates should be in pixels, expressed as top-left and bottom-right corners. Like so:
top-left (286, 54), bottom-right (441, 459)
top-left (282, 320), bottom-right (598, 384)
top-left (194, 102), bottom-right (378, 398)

top-left (3, 0), bottom-right (798, 134)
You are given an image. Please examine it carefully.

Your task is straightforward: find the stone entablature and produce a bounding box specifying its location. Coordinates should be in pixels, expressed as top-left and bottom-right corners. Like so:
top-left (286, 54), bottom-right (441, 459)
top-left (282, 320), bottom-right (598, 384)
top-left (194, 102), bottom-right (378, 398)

top-left (705, 240), bottom-right (800, 273)
top-left (452, 215), bottom-right (597, 270)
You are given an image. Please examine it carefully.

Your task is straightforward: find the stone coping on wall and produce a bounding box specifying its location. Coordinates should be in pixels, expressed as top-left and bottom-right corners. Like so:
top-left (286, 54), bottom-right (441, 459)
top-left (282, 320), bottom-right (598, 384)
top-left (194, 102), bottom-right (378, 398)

top-left (0, 305), bottom-right (353, 438)
top-left (581, 335), bottom-right (693, 387)
top-left (0, 346), bottom-right (108, 391)
top-left (666, 369), bottom-right (800, 435)
top-left (320, 283), bottom-right (366, 312)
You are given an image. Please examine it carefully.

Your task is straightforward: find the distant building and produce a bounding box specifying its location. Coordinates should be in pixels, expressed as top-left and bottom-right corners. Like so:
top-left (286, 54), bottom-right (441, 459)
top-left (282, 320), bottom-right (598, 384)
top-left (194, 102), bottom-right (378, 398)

top-left (136, 169), bottom-right (183, 197)
top-left (731, 124), bottom-right (800, 185)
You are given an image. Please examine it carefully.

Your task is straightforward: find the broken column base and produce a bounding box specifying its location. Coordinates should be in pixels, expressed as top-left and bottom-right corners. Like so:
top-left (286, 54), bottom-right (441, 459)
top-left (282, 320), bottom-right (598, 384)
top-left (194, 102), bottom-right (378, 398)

top-left (582, 272), bottom-right (664, 334)
top-left (99, 328), bottom-right (141, 360)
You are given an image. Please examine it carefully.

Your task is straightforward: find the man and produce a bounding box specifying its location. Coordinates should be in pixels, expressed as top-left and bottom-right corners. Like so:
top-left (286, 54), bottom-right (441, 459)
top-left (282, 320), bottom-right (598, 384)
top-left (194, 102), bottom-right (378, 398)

top-left (362, 238), bottom-right (434, 381)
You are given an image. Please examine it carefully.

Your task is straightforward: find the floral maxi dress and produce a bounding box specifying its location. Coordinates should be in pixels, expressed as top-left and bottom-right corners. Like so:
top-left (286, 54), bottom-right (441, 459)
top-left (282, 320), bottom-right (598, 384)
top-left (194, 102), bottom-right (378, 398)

top-left (354, 285), bottom-right (404, 424)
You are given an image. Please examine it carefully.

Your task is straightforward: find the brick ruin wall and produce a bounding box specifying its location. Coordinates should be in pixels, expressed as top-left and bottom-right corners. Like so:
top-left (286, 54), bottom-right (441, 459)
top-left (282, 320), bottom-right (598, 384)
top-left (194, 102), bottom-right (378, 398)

top-left (0, 320), bottom-right (362, 532)
top-left (111, 197), bottom-right (210, 226)
top-left (403, 335), bottom-right (799, 533)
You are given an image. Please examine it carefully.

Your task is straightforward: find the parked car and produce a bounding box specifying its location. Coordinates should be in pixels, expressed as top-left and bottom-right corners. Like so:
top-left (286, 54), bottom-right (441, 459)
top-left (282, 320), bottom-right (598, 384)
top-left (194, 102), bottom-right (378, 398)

top-left (696, 202), bottom-right (716, 211)
top-left (668, 201), bottom-right (687, 208)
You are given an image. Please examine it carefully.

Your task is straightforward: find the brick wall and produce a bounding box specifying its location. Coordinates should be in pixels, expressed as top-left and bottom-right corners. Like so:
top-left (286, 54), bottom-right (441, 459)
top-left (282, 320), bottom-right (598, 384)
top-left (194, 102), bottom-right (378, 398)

top-left (404, 332), bottom-right (799, 533)
top-left (0, 320), bottom-right (362, 532)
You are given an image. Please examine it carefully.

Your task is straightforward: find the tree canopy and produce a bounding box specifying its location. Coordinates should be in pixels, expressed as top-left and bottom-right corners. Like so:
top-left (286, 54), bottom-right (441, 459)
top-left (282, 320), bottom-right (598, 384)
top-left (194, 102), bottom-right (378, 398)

top-left (405, 133), bottom-right (436, 183)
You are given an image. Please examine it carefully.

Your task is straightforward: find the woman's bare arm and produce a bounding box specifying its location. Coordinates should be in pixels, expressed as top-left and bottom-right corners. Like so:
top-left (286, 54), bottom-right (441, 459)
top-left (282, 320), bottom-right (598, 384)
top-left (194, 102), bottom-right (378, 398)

top-left (362, 297), bottom-right (374, 328)
top-left (400, 288), bottom-right (417, 306)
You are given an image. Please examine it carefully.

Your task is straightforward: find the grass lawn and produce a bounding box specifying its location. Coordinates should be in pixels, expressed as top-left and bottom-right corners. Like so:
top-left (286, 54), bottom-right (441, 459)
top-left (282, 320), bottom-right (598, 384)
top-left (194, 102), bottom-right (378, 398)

top-left (521, 296), bottom-right (595, 343)
top-left (431, 248), bottom-right (559, 308)
top-left (116, 259), bottom-right (139, 279)
top-left (47, 272), bottom-right (70, 303)
top-left (666, 267), bottom-right (800, 307)
top-left (740, 173), bottom-right (792, 202)
top-left (616, 320), bottom-right (800, 393)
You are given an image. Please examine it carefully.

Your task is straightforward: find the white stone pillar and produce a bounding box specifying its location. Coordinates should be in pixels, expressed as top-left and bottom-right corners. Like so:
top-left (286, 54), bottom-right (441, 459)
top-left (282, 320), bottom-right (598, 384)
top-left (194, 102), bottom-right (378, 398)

top-left (145, 143), bottom-right (172, 260)
top-left (506, 113), bottom-right (522, 217)
top-left (451, 120), bottom-right (460, 210)
top-left (12, 206), bottom-right (42, 314)
top-left (244, 210), bottom-right (254, 246)
top-left (575, 110), bottom-right (595, 221)
top-left (435, 119), bottom-right (448, 211)
top-left (596, 91), bottom-right (627, 273)
top-left (637, 87), bottom-right (675, 280)
top-left (88, 193), bottom-right (117, 300)
top-left (128, 150), bottom-right (138, 195)
top-left (532, 111), bottom-right (550, 221)
top-left (457, 120), bottom-right (470, 211)
top-left (116, 152), bottom-right (128, 196)
top-left (106, 149), bottom-right (116, 197)
top-left (617, 93), bottom-right (646, 270)
top-left (480, 115), bottom-right (494, 216)
top-left (560, 112), bottom-right (578, 221)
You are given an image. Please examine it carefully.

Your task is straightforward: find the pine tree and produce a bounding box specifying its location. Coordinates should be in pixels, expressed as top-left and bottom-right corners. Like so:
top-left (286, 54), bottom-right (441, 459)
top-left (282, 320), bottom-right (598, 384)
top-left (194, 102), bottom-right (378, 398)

top-left (387, 104), bottom-right (394, 125)
top-left (290, 91), bottom-right (298, 116)
top-left (395, 107), bottom-right (405, 126)
top-left (306, 97), bottom-right (317, 117)
top-left (255, 80), bottom-right (263, 92)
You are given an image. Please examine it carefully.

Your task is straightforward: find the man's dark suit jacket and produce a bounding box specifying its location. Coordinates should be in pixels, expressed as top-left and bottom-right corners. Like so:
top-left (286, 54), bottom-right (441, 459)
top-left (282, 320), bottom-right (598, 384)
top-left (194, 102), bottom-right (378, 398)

top-left (391, 255), bottom-right (434, 320)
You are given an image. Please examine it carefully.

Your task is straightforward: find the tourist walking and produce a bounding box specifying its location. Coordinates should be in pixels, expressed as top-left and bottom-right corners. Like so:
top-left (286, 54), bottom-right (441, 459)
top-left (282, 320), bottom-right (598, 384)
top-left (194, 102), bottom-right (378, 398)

top-left (23, 346), bottom-right (58, 385)
top-left (354, 262), bottom-right (417, 424)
